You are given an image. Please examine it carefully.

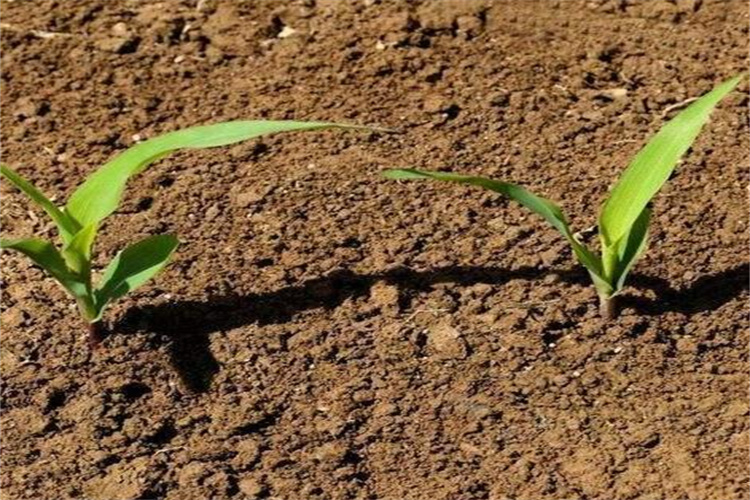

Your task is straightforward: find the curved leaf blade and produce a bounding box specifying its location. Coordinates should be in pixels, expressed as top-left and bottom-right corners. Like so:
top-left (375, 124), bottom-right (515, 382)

top-left (0, 237), bottom-right (87, 298)
top-left (384, 168), bottom-right (605, 278)
top-left (1, 164), bottom-right (80, 242)
top-left (66, 120), bottom-right (379, 228)
top-left (600, 75), bottom-right (741, 246)
top-left (612, 207), bottom-right (650, 293)
top-left (61, 224), bottom-right (98, 277)
top-left (94, 234), bottom-right (179, 319)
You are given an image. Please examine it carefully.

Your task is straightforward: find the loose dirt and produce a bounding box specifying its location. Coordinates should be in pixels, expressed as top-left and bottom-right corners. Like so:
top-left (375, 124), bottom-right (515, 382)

top-left (1, 1), bottom-right (748, 499)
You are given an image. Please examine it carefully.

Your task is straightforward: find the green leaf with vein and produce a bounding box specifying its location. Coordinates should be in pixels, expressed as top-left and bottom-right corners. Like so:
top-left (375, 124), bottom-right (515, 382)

top-left (94, 234), bottom-right (179, 320)
top-left (1, 164), bottom-right (80, 242)
top-left (599, 75), bottom-right (741, 246)
top-left (66, 121), bottom-right (379, 228)
top-left (0, 238), bottom-right (87, 299)
top-left (612, 208), bottom-right (650, 292)
top-left (61, 224), bottom-right (98, 276)
top-left (383, 168), bottom-right (605, 280)
top-left (384, 75), bottom-right (741, 318)
top-left (2, 119), bottom-right (377, 334)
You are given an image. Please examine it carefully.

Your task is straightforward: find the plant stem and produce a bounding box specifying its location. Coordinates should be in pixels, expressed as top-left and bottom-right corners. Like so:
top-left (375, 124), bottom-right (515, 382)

top-left (88, 321), bottom-right (105, 349)
top-left (599, 295), bottom-right (618, 320)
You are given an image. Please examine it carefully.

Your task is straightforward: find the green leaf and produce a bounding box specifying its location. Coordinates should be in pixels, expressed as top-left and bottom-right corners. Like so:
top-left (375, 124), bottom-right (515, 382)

top-left (383, 168), bottom-right (606, 280)
top-left (1, 164), bottom-right (81, 242)
top-left (599, 75), bottom-right (741, 247)
top-left (94, 234), bottom-right (179, 319)
top-left (61, 224), bottom-right (98, 277)
top-left (0, 237), bottom-right (87, 299)
top-left (66, 120), bottom-right (378, 228)
top-left (612, 207), bottom-right (650, 293)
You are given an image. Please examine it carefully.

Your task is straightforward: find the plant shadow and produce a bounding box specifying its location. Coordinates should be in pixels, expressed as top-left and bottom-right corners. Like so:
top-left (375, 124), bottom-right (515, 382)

top-left (113, 263), bottom-right (748, 393)
top-left (621, 263), bottom-right (749, 316)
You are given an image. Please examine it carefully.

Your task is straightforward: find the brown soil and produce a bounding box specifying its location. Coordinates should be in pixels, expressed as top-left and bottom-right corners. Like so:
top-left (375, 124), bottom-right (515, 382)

top-left (1, 1), bottom-right (748, 499)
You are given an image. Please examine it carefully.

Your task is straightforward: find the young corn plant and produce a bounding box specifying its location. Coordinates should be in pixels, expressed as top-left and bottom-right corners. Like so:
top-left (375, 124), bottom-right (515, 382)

top-left (2, 120), bottom-right (372, 347)
top-left (384, 76), bottom-right (741, 319)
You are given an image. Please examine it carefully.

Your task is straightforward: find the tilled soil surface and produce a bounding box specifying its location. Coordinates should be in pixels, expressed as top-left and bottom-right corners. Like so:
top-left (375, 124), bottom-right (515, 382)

top-left (1, 1), bottom-right (748, 499)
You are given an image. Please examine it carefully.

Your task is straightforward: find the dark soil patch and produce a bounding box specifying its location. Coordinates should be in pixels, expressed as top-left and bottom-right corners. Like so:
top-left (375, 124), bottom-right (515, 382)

top-left (1, 1), bottom-right (748, 499)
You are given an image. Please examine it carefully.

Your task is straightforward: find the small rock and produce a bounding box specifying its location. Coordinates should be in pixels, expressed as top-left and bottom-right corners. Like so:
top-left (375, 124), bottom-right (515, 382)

top-left (111, 22), bottom-right (130, 37)
top-left (313, 442), bottom-right (349, 465)
top-left (202, 471), bottom-right (233, 496)
top-left (581, 110), bottom-right (604, 122)
top-left (177, 461), bottom-right (209, 487)
top-left (601, 88), bottom-right (628, 99)
top-left (639, 433), bottom-right (661, 449)
top-left (235, 189), bottom-right (269, 207)
top-left (543, 273), bottom-right (561, 284)
top-left (467, 402), bottom-right (495, 419)
top-left (238, 477), bottom-right (266, 497)
top-left (421, 64), bottom-right (444, 82)
top-left (637, 0), bottom-right (679, 21)
top-left (369, 281), bottom-right (399, 310)
top-left (121, 416), bottom-right (147, 440)
top-left (489, 91), bottom-right (510, 107)
top-left (676, 337), bottom-right (698, 354)
top-left (462, 420), bottom-right (483, 434)
top-left (466, 283), bottom-right (493, 298)
top-left (373, 402), bottom-right (398, 417)
top-left (380, 11), bottom-right (413, 41)
top-left (1, 307), bottom-right (27, 328)
top-left (188, 441), bottom-right (226, 461)
top-left (315, 415), bottom-right (347, 437)
top-left (724, 400), bottom-right (748, 417)
top-left (417, 0), bottom-right (484, 31)
top-left (456, 15), bottom-right (484, 37)
top-left (205, 204), bottom-right (220, 220)
top-left (95, 36), bottom-right (139, 54)
top-left (423, 95), bottom-right (452, 113)
top-left (428, 323), bottom-right (468, 359)
top-left (13, 97), bottom-right (50, 118)
top-left (540, 247), bottom-right (562, 266)
top-left (232, 438), bottom-right (261, 469)
top-left (509, 91), bottom-right (525, 108)
top-left (352, 389), bottom-right (375, 404)
top-left (205, 45), bottom-right (225, 64)
top-left (90, 450), bottom-right (114, 465)
top-left (459, 442), bottom-right (484, 456)
top-left (565, 417), bottom-right (582, 431)
top-left (277, 26), bottom-right (297, 38)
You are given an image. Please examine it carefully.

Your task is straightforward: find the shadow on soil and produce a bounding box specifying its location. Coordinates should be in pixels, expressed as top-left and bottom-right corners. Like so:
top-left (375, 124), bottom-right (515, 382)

top-left (621, 263), bottom-right (749, 316)
top-left (114, 263), bottom-right (748, 393)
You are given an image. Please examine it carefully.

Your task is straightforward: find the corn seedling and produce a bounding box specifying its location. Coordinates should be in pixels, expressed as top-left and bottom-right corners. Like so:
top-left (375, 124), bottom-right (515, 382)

top-left (385, 76), bottom-right (741, 319)
top-left (2, 120), bottom-right (373, 347)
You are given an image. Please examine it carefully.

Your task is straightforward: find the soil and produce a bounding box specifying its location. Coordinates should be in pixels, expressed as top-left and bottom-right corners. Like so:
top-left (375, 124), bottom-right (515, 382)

top-left (1, 1), bottom-right (748, 499)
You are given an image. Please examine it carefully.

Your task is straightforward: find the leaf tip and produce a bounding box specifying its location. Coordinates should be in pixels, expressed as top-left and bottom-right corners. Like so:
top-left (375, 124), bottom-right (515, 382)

top-left (382, 168), bottom-right (423, 180)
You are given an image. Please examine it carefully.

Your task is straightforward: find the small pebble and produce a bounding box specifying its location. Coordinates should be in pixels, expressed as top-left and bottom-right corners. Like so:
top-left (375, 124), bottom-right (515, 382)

top-left (277, 26), bottom-right (297, 38)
